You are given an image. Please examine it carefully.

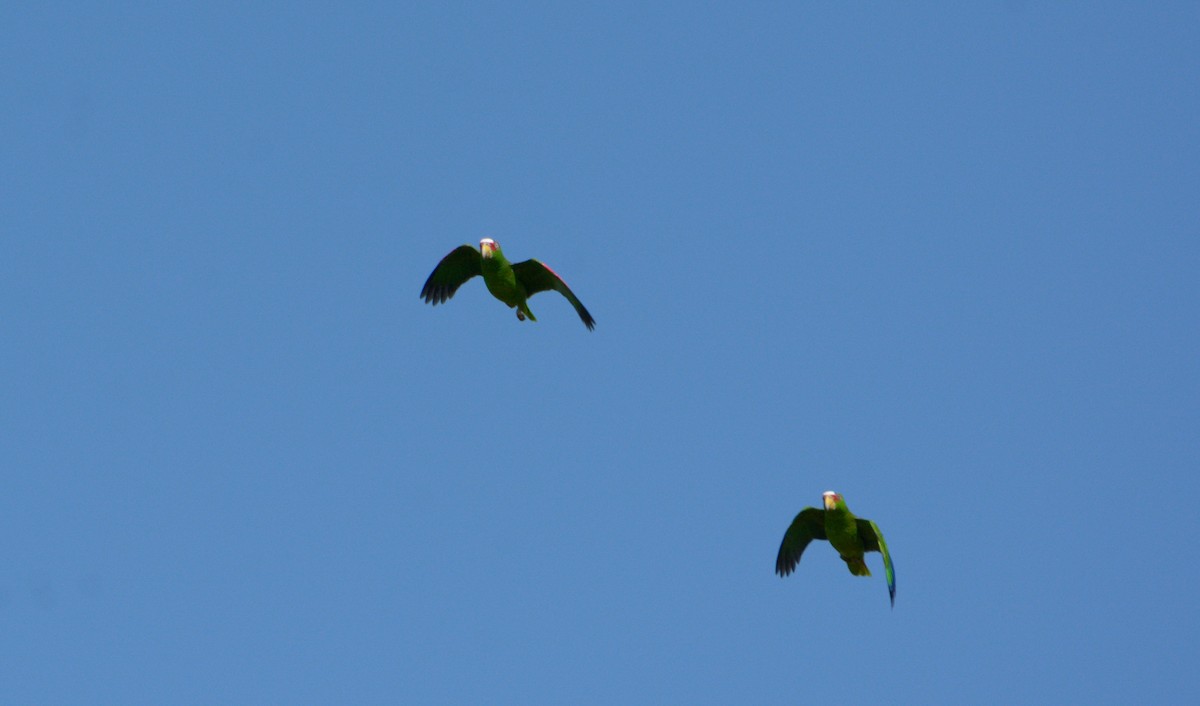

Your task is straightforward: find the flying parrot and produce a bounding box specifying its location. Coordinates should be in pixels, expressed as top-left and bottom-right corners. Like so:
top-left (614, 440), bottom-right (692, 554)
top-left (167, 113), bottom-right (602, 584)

top-left (420, 238), bottom-right (595, 330)
top-left (775, 490), bottom-right (896, 607)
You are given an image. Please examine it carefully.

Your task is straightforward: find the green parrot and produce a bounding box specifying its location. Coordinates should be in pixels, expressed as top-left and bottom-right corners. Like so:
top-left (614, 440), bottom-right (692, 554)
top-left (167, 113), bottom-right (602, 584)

top-left (420, 238), bottom-right (595, 330)
top-left (775, 490), bottom-right (896, 607)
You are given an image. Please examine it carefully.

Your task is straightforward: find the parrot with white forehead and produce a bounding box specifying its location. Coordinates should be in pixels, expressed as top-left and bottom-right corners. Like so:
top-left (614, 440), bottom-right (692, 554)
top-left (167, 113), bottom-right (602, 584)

top-left (421, 238), bottom-right (595, 330)
top-left (775, 490), bottom-right (896, 607)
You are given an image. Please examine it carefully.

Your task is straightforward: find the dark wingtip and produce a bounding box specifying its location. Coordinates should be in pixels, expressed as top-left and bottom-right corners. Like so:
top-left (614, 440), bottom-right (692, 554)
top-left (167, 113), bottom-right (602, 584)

top-left (419, 282), bottom-right (453, 306)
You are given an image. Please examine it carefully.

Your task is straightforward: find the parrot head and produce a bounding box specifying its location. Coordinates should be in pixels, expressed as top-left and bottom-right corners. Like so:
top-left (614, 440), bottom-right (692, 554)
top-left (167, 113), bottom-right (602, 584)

top-left (822, 490), bottom-right (843, 511)
top-left (480, 238), bottom-right (498, 258)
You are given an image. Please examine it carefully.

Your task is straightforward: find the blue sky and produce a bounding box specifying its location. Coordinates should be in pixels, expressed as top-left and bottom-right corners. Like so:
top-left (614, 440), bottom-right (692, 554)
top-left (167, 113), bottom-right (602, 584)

top-left (3, 2), bottom-right (1197, 703)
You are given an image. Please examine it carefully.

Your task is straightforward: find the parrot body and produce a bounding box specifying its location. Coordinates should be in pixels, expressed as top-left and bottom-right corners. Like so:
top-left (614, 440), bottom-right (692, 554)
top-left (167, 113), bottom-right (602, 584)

top-left (421, 238), bottom-right (594, 329)
top-left (775, 491), bottom-right (895, 607)
top-left (478, 245), bottom-right (537, 322)
top-left (822, 497), bottom-right (872, 577)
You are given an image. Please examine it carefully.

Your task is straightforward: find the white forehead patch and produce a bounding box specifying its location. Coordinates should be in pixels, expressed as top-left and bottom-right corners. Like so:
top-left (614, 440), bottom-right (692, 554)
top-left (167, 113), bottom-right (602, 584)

top-left (822, 490), bottom-right (838, 497)
top-left (480, 238), bottom-right (496, 246)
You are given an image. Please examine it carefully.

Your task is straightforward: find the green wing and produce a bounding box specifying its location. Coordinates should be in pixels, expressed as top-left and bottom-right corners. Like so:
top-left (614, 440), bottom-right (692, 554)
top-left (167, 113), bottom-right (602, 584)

top-left (511, 259), bottom-right (595, 330)
top-left (857, 519), bottom-right (896, 607)
top-left (421, 245), bottom-right (483, 305)
top-left (775, 508), bottom-right (827, 577)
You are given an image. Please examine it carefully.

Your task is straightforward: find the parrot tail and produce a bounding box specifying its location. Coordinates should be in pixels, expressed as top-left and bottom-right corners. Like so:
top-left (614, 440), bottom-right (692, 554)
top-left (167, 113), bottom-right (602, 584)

top-left (844, 557), bottom-right (872, 577)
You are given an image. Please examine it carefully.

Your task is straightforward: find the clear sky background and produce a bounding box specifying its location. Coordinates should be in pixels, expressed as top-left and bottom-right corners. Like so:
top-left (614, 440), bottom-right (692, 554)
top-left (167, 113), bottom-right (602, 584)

top-left (3, 2), bottom-right (1197, 703)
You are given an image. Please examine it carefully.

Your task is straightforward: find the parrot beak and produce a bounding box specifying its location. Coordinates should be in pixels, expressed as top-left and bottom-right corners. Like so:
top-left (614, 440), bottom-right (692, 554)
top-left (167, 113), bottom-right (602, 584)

top-left (480, 238), bottom-right (496, 258)
top-left (822, 491), bottom-right (839, 510)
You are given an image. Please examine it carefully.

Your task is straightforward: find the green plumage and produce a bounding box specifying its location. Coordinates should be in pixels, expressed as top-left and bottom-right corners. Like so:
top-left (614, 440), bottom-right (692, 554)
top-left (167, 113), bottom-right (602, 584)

top-left (775, 491), bottom-right (896, 607)
top-left (421, 238), bottom-right (595, 330)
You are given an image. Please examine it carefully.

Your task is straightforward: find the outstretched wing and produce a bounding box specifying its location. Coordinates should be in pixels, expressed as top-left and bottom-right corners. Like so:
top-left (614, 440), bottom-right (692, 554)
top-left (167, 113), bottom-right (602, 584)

top-left (421, 245), bottom-right (482, 305)
top-left (857, 519), bottom-right (896, 607)
top-left (511, 259), bottom-right (595, 330)
top-left (775, 508), bottom-right (827, 577)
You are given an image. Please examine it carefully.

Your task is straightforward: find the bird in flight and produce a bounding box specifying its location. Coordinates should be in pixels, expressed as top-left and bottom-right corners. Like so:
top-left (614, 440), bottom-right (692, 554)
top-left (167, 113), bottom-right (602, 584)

top-left (775, 490), bottom-right (896, 607)
top-left (420, 238), bottom-right (595, 330)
